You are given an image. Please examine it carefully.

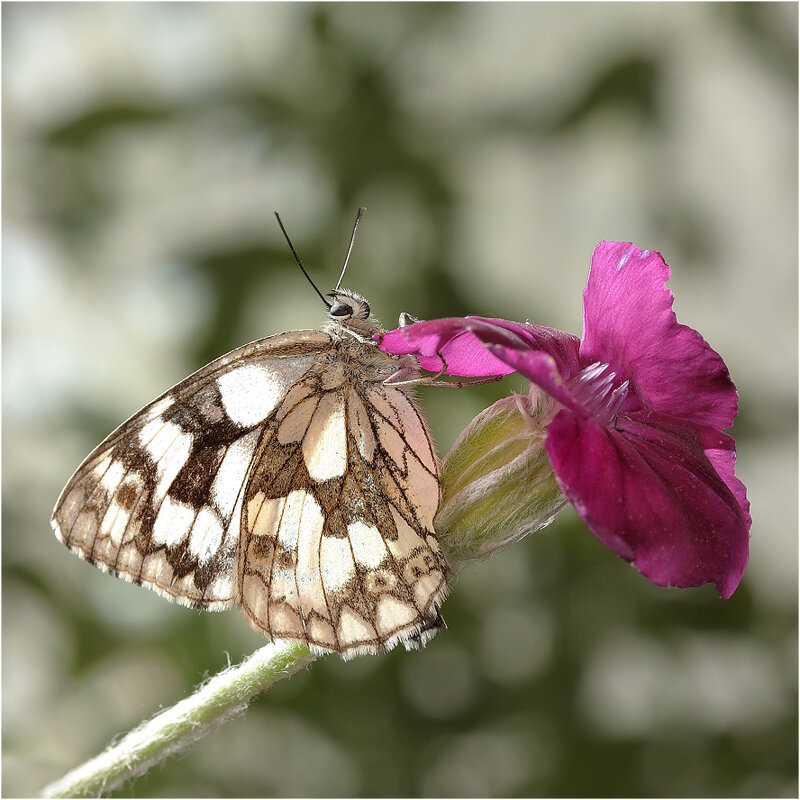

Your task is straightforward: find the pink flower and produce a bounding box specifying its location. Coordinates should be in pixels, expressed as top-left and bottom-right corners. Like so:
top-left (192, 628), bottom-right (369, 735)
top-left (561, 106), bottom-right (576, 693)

top-left (381, 242), bottom-right (750, 597)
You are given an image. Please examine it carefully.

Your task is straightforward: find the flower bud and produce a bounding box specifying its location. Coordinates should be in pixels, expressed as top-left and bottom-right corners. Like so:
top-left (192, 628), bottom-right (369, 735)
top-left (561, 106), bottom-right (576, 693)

top-left (435, 387), bottom-right (567, 564)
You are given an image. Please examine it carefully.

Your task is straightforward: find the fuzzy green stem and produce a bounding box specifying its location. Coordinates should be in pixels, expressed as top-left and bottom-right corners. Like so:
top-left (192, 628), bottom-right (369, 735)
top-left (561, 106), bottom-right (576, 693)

top-left (41, 641), bottom-right (316, 798)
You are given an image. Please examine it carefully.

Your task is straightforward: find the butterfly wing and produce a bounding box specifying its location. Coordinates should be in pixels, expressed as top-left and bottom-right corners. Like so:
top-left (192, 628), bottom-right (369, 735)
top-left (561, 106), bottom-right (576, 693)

top-left (51, 330), bottom-right (332, 610)
top-left (53, 325), bottom-right (449, 657)
top-left (239, 375), bottom-right (448, 657)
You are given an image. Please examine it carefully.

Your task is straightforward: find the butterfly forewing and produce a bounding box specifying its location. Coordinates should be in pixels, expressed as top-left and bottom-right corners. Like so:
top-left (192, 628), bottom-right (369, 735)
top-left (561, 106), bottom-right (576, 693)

top-left (52, 331), bottom-right (331, 609)
top-left (52, 303), bottom-right (449, 658)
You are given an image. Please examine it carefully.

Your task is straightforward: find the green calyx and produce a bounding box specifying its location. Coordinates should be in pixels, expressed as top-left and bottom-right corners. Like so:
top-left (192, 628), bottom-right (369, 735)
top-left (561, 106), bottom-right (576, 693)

top-left (435, 388), bottom-right (567, 564)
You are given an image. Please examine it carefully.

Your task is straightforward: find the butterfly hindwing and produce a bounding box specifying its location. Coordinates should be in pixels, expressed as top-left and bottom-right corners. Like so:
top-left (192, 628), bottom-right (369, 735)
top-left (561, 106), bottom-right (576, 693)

top-left (239, 371), bottom-right (446, 656)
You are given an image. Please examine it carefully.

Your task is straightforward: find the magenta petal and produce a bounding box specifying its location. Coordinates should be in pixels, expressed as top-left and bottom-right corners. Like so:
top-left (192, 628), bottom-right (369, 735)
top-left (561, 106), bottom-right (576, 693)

top-left (380, 318), bottom-right (518, 376)
top-left (436, 327), bottom-right (519, 376)
top-left (689, 426), bottom-right (751, 525)
top-left (488, 345), bottom-right (585, 416)
top-left (380, 316), bottom-right (581, 378)
top-left (545, 409), bottom-right (750, 597)
top-left (581, 242), bottom-right (738, 430)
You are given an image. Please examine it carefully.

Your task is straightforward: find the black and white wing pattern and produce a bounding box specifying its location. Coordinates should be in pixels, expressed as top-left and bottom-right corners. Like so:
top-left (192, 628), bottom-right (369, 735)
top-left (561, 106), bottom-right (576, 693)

top-left (52, 290), bottom-right (448, 658)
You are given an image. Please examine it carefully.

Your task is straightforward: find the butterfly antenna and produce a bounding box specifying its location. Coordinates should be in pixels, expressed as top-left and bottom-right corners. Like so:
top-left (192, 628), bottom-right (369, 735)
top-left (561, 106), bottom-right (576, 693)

top-left (274, 211), bottom-right (331, 309)
top-left (334, 207), bottom-right (366, 291)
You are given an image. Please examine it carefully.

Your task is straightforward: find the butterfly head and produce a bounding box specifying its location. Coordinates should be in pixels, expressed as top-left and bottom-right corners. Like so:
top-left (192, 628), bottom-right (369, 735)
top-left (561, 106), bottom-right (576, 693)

top-left (327, 289), bottom-right (377, 337)
top-left (328, 289), bottom-right (370, 321)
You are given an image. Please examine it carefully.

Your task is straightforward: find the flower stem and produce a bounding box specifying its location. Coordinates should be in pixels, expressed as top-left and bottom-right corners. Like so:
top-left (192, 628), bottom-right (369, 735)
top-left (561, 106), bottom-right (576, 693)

top-left (41, 640), bottom-right (316, 798)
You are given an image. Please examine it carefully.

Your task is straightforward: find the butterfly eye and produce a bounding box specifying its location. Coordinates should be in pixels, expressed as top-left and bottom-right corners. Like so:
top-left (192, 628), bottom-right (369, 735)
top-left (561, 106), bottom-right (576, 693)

top-left (329, 301), bottom-right (353, 319)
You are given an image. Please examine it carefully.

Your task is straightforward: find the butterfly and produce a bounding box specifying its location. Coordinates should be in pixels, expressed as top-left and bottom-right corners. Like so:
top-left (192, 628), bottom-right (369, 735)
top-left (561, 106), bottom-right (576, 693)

top-left (51, 210), bottom-right (448, 659)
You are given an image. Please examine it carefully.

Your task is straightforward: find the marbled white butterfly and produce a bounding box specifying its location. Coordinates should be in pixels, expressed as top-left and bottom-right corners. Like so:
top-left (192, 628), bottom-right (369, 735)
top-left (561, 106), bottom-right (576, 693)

top-left (51, 211), bottom-right (448, 658)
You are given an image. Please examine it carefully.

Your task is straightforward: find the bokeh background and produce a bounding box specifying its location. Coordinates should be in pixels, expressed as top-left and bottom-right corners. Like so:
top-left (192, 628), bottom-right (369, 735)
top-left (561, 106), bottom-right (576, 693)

top-left (3, 3), bottom-right (797, 797)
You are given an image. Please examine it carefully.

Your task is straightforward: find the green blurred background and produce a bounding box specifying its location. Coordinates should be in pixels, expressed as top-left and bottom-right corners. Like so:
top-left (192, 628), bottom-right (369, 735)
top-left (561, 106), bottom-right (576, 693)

top-left (3, 3), bottom-right (797, 797)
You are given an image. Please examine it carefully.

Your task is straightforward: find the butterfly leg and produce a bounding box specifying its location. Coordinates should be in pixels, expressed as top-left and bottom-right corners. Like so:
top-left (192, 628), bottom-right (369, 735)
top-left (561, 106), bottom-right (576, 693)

top-left (384, 357), bottom-right (505, 389)
top-left (397, 311), bottom-right (421, 327)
